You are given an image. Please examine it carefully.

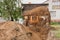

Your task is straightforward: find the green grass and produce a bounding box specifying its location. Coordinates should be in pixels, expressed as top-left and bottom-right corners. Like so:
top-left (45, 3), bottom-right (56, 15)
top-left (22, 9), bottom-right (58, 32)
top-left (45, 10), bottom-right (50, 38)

top-left (51, 25), bottom-right (60, 28)
top-left (50, 22), bottom-right (60, 38)
top-left (51, 22), bottom-right (60, 25)
top-left (55, 33), bottom-right (60, 38)
top-left (54, 30), bottom-right (60, 38)
top-left (51, 22), bottom-right (60, 28)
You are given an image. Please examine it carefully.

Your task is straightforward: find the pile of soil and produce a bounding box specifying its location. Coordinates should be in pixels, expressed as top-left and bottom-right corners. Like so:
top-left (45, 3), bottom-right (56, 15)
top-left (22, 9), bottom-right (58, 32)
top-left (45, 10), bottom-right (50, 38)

top-left (0, 22), bottom-right (5, 26)
top-left (0, 21), bottom-right (30, 40)
top-left (23, 6), bottom-right (51, 27)
top-left (0, 21), bottom-right (51, 40)
top-left (24, 25), bottom-right (51, 40)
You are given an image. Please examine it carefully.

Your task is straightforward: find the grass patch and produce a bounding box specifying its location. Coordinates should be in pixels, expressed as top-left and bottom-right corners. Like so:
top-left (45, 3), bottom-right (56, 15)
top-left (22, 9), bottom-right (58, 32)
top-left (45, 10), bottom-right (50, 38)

top-left (51, 25), bottom-right (60, 28)
top-left (55, 33), bottom-right (60, 38)
top-left (51, 22), bottom-right (60, 25)
top-left (54, 30), bottom-right (60, 38)
top-left (51, 22), bottom-right (60, 27)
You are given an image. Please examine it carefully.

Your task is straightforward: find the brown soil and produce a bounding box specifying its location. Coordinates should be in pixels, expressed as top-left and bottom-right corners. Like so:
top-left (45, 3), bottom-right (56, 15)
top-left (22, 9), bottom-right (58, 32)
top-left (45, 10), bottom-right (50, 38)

top-left (0, 21), bottom-right (51, 40)
top-left (0, 22), bottom-right (5, 26)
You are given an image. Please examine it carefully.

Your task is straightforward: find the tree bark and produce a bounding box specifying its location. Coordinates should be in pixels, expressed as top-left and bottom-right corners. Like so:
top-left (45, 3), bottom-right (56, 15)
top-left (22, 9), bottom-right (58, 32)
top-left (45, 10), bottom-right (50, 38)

top-left (11, 16), bottom-right (14, 21)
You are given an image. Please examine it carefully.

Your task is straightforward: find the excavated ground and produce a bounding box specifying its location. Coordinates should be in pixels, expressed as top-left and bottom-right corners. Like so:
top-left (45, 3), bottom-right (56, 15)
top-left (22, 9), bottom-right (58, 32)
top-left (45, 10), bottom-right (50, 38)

top-left (0, 21), bottom-right (51, 40)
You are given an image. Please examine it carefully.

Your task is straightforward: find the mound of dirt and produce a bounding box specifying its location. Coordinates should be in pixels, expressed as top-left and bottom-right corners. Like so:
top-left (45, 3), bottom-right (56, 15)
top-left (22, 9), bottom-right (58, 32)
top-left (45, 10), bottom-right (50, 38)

top-left (0, 21), bottom-right (51, 40)
top-left (0, 22), bottom-right (5, 26)
top-left (0, 21), bottom-right (30, 40)
top-left (23, 25), bottom-right (51, 40)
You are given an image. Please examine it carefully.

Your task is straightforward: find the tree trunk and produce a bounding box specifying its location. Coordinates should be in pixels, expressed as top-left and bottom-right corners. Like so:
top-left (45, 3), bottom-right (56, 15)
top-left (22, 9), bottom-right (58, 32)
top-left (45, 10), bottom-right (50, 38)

top-left (11, 16), bottom-right (14, 21)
